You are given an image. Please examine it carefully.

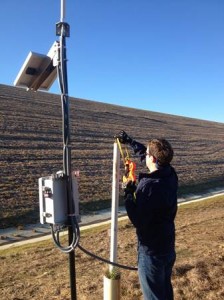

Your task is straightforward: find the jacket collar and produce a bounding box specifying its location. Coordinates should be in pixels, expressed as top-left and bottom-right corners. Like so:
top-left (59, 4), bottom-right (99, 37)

top-left (139, 164), bottom-right (173, 181)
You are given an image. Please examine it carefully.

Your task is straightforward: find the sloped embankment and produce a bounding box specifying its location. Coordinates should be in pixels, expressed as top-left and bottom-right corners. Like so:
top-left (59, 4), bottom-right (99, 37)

top-left (0, 84), bottom-right (223, 227)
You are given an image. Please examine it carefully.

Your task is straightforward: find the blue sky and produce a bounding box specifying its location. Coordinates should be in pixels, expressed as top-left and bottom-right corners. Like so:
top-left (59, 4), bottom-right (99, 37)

top-left (1, 0), bottom-right (224, 123)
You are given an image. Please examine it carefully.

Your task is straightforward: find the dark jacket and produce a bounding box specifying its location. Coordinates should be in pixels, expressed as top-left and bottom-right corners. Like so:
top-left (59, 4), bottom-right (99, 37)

top-left (125, 165), bottom-right (178, 255)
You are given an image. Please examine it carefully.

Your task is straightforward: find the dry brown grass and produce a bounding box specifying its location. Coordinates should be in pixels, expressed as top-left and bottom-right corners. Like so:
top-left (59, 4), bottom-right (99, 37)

top-left (0, 195), bottom-right (223, 299)
top-left (0, 84), bottom-right (224, 228)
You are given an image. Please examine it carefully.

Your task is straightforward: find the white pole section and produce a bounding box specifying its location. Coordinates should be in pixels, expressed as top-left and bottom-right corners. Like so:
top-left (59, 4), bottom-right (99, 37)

top-left (61, 0), bottom-right (66, 22)
top-left (109, 142), bottom-right (120, 272)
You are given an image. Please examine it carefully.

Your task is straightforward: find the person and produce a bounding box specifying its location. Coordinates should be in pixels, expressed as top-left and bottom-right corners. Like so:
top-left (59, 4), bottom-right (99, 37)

top-left (116, 130), bottom-right (178, 300)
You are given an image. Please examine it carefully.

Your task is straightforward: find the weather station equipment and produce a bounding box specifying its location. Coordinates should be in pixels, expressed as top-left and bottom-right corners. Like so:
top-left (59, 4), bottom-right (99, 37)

top-left (14, 1), bottom-right (140, 299)
top-left (13, 41), bottom-right (59, 91)
top-left (14, 1), bottom-right (80, 299)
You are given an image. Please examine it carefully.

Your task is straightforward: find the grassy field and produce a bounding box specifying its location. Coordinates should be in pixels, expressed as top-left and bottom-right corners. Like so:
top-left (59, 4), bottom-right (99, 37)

top-left (0, 195), bottom-right (223, 299)
top-left (0, 83), bottom-right (224, 228)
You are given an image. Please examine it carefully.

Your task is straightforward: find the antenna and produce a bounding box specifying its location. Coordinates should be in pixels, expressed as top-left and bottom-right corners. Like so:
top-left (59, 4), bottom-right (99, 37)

top-left (61, 0), bottom-right (66, 22)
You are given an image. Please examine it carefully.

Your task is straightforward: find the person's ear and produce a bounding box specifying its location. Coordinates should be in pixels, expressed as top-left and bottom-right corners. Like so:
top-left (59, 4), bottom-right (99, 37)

top-left (152, 156), bottom-right (157, 163)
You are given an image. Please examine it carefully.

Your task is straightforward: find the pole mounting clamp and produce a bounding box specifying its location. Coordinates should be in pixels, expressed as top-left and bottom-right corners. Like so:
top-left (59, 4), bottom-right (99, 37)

top-left (56, 22), bottom-right (70, 37)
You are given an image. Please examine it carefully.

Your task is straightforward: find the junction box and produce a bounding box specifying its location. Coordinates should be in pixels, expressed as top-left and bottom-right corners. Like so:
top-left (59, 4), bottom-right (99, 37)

top-left (39, 172), bottom-right (80, 225)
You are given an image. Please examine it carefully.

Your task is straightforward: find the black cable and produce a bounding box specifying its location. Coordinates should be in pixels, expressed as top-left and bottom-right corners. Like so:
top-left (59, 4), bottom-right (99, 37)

top-left (51, 225), bottom-right (73, 253)
top-left (57, 64), bottom-right (63, 93)
top-left (77, 243), bottom-right (138, 271)
top-left (51, 216), bottom-right (138, 270)
top-left (51, 216), bottom-right (80, 253)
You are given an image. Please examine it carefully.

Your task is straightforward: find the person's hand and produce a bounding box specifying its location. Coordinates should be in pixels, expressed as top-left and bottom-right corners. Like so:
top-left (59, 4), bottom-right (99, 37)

top-left (115, 130), bottom-right (147, 162)
top-left (114, 130), bottom-right (133, 144)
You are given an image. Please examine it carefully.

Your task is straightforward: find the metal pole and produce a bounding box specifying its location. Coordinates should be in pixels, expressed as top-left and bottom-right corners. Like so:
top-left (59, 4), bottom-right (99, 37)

top-left (61, 0), bottom-right (66, 22)
top-left (109, 142), bottom-right (120, 272)
top-left (58, 0), bottom-right (77, 299)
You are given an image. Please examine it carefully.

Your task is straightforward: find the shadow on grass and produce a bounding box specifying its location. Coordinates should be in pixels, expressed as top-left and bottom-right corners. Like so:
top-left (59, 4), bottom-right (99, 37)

top-left (0, 208), bottom-right (39, 229)
top-left (178, 178), bottom-right (224, 198)
top-left (174, 264), bottom-right (194, 276)
top-left (0, 178), bottom-right (223, 229)
top-left (81, 179), bottom-right (224, 214)
top-left (79, 197), bottom-right (125, 214)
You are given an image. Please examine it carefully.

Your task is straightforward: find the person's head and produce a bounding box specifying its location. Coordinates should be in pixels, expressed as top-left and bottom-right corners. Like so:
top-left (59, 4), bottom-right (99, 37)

top-left (146, 138), bottom-right (174, 171)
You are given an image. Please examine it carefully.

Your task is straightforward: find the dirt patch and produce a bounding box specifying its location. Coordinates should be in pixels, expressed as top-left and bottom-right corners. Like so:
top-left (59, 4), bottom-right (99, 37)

top-left (0, 195), bottom-right (223, 299)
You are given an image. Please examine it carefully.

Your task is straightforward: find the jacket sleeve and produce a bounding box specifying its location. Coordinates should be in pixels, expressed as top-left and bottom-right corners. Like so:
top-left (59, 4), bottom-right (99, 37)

top-left (125, 179), bottom-right (153, 228)
top-left (130, 140), bottom-right (147, 161)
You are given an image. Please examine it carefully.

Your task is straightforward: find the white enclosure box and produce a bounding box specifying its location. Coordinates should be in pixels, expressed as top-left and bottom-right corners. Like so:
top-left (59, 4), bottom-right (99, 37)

top-left (39, 175), bottom-right (68, 225)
